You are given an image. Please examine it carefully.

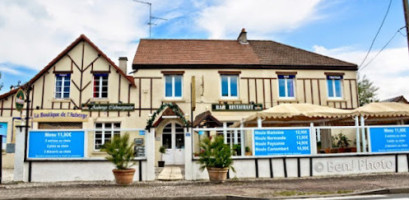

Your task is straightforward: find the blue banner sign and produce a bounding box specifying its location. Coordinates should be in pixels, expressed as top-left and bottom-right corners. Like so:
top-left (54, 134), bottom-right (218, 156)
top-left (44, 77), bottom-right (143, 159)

top-left (370, 126), bottom-right (409, 153)
top-left (254, 128), bottom-right (311, 156)
top-left (28, 130), bottom-right (85, 159)
top-left (0, 122), bottom-right (6, 148)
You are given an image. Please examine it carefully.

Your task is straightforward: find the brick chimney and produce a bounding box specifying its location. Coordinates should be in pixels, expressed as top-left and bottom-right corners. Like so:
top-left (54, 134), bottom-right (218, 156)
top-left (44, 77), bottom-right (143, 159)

top-left (237, 28), bottom-right (248, 44)
top-left (118, 57), bottom-right (128, 73)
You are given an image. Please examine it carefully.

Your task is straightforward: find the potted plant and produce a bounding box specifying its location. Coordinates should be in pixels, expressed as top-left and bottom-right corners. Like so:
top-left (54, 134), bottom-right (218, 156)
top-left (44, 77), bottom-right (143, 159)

top-left (158, 146), bottom-right (166, 167)
top-left (336, 133), bottom-right (351, 153)
top-left (245, 146), bottom-right (252, 156)
top-left (101, 133), bottom-right (135, 185)
top-left (232, 144), bottom-right (241, 156)
top-left (198, 136), bottom-right (235, 183)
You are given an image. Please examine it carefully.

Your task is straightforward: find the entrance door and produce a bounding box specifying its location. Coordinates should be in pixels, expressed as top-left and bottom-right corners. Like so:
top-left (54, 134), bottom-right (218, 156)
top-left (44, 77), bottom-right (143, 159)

top-left (162, 122), bottom-right (185, 165)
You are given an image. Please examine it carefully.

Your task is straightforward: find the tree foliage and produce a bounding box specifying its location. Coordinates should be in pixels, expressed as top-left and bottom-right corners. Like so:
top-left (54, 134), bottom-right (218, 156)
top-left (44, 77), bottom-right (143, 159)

top-left (0, 72), bottom-right (3, 91)
top-left (358, 75), bottom-right (379, 106)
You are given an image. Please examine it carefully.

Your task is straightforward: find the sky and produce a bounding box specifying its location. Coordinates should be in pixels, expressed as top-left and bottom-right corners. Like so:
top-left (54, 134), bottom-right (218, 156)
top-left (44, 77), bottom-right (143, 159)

top-left (0, 0), bottom-right (408, 100)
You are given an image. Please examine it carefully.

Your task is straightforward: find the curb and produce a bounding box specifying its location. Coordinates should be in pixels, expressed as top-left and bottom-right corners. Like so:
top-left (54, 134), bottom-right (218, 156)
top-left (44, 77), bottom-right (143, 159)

top-left (357, 187), bottom-right (409, 195)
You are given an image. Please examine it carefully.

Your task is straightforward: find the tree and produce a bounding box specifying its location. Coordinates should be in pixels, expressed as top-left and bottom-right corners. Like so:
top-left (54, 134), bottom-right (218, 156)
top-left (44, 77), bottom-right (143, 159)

top-left (0, 72), bottom-right (3, 91)
top-left (358, 75), bottom-right (379, 106)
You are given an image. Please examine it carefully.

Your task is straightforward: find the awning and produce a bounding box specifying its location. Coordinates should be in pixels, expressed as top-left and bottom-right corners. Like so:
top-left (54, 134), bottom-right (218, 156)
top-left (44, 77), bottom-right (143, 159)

top-left (232, 102), bottom-right (409, 127)
top-left (232, 103), bottom-right (354, 127)
top-left (354, 102), bottom-right (409, 118)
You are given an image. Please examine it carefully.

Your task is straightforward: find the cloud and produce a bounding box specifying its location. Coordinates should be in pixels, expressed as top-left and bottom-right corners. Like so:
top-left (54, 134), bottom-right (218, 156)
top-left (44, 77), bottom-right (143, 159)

top-left (313, 45), bottom-right (409, 100)
top-left (195, 0), bottom-right (323, 39)
top-left (0, 0), bottom-right (149, 72)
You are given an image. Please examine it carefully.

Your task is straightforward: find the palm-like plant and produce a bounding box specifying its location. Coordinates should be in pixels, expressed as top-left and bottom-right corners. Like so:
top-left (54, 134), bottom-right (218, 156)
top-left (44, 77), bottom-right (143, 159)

top-left (101, 133), bottom-right (135, 170)
top-left (198, 136), bottom-right (235, 172)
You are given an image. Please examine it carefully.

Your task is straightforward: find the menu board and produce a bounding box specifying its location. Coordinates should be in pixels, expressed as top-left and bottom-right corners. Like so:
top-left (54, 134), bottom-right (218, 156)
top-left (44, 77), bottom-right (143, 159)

top-left (28, 130), bottom-right (85, 159)
top-left (370, 126), bottom-right (409, 153)
top-left (254, 128), bottom-right (311, 156)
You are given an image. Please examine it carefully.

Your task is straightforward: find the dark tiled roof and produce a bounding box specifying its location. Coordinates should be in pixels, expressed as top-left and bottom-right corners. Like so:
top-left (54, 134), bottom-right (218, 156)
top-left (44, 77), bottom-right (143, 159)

top-left (381, 95), bottom-right (409, 104)
top-left (193, 111), bottom-right (222, 127)
top-left (132, 39), bottom-right (357, 70)
top-left (133, 39), bottom-right (260, 65)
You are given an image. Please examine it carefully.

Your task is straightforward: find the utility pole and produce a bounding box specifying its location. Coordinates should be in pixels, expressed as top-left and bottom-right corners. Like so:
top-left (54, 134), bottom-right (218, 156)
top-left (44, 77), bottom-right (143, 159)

top-left (133, 0), bottom-right (167, 38)
top-left (403, 0), bottom-right (409, 54)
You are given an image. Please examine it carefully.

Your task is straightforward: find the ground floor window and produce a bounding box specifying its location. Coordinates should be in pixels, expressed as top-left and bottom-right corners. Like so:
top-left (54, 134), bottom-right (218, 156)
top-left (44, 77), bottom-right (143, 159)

top-left (95, 122), bottom-right (120, 150)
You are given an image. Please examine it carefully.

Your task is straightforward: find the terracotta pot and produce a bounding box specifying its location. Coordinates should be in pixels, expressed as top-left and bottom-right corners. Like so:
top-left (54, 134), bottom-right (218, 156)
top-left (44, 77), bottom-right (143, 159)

top-left (207, 167), bottom-right (229, 183)
top-left (158, 161), bottom-right (165, 167)
top-left (245, 152), bottom-right (252, 156)
top-left (112, 168), bottom-right (135, 185)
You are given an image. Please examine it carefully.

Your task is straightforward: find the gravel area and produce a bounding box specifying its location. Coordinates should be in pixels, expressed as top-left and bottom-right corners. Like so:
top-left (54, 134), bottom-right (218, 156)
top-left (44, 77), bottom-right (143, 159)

top-left (1, 173), bottom-right (409, 199)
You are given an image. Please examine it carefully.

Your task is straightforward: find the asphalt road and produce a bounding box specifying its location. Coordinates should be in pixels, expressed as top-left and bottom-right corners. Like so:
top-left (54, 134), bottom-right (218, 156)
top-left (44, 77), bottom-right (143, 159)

top-left (1, 173), bottom-right (409, 199)
top-left (293, 193), bottom-right (409, 200)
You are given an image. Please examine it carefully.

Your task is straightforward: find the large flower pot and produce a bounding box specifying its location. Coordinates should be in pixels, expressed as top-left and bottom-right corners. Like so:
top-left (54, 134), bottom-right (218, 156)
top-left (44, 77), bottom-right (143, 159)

top-left (207, 167), bottom-right (229, 183)
top-left (112, 168), bottom-right (135, 185)
top-left (158, 161), bottom-right (165, 167)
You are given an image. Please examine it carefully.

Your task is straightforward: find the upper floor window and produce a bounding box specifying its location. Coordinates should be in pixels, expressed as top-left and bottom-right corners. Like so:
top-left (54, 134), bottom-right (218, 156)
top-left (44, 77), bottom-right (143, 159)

top-left (93, 74), bottom-right (108, 98)
top-left (55, 74), bottom-right (70, 99)
top-left (278, 75), bottom-right (295, 98)
top-left (165, 75), bottom-right (182, 98)
top-left (327, 75), bottom-right (343, 98)
top-left (221, 75), bottom-right (238, 98)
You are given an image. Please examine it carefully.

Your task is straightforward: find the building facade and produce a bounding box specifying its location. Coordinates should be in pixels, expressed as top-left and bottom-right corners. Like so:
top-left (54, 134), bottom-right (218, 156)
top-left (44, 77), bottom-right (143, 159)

top-left (0, 30), bottom-right (358, 168)
top-left (132, 29), bottom-right (358, 164)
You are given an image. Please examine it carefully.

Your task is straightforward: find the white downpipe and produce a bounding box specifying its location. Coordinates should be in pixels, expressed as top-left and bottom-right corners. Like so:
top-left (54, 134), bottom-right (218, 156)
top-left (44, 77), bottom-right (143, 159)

top-left (355, 116), bottom-right (361, 153)
top-left (310, 122), bottom-right (317, 155)
top-left (240, 121), bottom-right (245, 157)
top-left (146, 128), bottom-right (156, 181)
top-left (234, 129), bottom-right (238, 144)
top-left (223, 122), bottom-right (227, 144)
top-left (360, 116), bottom-right (367, 153)
top-left (257, 117), bottom-right (262, 128)
top-left (14, 126), bottom-right (27, 182)
top-left (184, 127), bottom-right (193, 180)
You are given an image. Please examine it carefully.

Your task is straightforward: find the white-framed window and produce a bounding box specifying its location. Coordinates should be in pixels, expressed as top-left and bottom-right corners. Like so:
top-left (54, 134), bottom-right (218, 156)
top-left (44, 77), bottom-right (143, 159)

top-left (94, 122), bottom-right (120, 150)
top-left (221, 75), bottom-right (238, 98)
top-left (55, 74), bottom-right (70, 99)
top-left (93, 74), bottom-right (108, 98)
top-left (278, 75), bottom-right (295, 98)
top-left (327, 75), bottom-right (343, 99)
top-left (165, 75), bottom-right (183, 98)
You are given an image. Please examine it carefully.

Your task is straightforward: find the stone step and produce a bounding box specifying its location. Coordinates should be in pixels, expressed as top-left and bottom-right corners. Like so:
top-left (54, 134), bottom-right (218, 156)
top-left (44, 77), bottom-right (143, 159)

top-left (157, 166), bottom-right (183, 181)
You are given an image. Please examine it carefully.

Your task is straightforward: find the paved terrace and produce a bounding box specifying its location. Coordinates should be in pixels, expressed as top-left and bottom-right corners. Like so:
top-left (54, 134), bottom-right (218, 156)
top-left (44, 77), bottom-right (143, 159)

top-left (1, 173), bottom-right (409, 199)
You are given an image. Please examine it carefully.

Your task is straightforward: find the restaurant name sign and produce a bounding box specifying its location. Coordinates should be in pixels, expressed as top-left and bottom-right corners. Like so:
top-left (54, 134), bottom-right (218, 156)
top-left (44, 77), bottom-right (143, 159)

top-left (82, 103), bottom-right (135, 111)
top-left (33, 110), bottom-right (89, 122)
top-left (212, 103), bottom-right (263, 111)
top-left (15, 89), bottom-right (25, 112)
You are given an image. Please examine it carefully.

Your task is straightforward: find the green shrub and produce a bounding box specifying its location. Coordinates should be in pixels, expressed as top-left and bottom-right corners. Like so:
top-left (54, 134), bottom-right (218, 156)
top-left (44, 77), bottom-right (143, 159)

top-left (101, 133), bottom-right (135, 170)
top-left (198, 136), bottom-right (235, 172)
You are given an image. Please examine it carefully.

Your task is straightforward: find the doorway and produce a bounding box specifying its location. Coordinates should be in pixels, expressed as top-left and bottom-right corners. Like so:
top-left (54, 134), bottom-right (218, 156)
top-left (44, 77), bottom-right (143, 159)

top-left (162, 122), bottom-right (185, 165)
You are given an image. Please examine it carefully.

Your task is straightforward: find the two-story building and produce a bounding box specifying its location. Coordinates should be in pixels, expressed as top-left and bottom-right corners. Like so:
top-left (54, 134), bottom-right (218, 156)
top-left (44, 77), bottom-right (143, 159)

top-left (132, 29), bottom-right (358, 165)
top-left (0, 29), bottom-right (358, 169)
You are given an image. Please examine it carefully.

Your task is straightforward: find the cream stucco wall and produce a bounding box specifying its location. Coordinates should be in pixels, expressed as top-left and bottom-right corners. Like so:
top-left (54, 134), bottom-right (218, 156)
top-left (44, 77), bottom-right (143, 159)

top-left (0, 37), bottom-right (359, 167)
